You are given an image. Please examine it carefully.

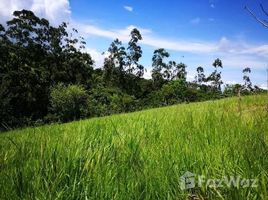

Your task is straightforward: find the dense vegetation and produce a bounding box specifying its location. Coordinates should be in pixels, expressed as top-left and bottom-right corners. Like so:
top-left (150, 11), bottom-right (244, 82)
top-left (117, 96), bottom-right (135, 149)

top-left (0, 95), bottom-right (267, 199)
top-left (0, 10), bottom-right (265, 130)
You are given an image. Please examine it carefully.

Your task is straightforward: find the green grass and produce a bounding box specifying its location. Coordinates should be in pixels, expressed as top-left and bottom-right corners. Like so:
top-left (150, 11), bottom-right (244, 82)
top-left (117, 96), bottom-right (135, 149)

top-left (0, 95), bottom-right (268, 200)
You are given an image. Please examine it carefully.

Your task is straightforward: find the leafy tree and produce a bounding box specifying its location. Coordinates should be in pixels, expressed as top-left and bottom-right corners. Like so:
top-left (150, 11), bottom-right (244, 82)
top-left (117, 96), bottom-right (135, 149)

top-left (195, 66), bottom-right (206, 84)
top-left (103, 39), bottom-right (126, 87)
top-left (242, 67), bottom-right (252, 91)
top-left (223, 84), bottom-right (242, 97)
top-left (207, 58), bottom-right (223, 90)
top-left (173, 62), bottom-right (187, 81)
top-left (163, 61), bottom-right (174, 81)
top-left (0, 10), bottom-right (94, 129)
top-left (0, 10), bottom-right (52, 127)
top-left (159, 80), bottom-right (188, 105)
top-left (0, 9), bottom-right (261, 130)
top-left (87, 86), bottom-right (136, 116)
top-left (152, 49), bottom-right (187, 84)
top-left (49, 84), bottom-right (89, 122)
top-left (151, 48), bottom-right (170, 88)
top-left (126, 28), bottom-right (144, 77)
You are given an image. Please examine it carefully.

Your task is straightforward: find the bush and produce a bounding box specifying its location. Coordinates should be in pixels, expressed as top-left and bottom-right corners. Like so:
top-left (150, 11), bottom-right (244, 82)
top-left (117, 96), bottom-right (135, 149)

top-left (159, 80), bottom-right (188, 105)
top-left (87, 87), bottom-right (136, 117)
top-left (49, 84), bottom-right (89, 122)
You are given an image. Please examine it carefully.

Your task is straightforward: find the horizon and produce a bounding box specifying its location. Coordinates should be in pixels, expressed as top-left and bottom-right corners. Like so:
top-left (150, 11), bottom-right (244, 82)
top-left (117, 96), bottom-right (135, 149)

top-left (0, 0), bottom-right (267, 89)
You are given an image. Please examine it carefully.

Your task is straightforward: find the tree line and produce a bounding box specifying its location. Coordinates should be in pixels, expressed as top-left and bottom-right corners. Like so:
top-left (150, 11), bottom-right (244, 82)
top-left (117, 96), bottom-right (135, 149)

top-left (0, 10), bottom-right (265, 130)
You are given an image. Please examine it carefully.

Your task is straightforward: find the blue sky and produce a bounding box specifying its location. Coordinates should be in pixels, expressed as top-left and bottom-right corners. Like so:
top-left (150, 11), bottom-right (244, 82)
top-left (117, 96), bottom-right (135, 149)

top-left (0, 0), bottom-right (267, 88)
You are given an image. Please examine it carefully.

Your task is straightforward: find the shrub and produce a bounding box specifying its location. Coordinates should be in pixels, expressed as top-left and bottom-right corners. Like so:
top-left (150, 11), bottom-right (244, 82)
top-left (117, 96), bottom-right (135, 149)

top-left (49, 84), bottom-right (89, 122)
top-left (160, 80), bottom-right (188, 105)
top-left (87, 87), bottom-right (136, 117)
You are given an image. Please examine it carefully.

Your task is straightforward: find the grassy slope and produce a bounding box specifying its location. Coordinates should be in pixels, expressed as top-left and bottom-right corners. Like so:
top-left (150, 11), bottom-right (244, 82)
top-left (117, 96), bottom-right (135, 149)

top-left (0, 95), bottom-right (267, 200)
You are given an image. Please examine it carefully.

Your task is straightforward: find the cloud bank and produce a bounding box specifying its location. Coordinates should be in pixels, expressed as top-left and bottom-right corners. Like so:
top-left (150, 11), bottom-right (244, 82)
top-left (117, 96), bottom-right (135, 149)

top-left (78, 23), bottom-right (268, 60)
top-left (0, 0), bottom-right (71, 25)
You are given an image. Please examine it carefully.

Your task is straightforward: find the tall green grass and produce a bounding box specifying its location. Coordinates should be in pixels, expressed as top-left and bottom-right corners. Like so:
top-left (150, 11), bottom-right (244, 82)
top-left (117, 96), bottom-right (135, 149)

top-left (0, 95), bottom-right (267, 199)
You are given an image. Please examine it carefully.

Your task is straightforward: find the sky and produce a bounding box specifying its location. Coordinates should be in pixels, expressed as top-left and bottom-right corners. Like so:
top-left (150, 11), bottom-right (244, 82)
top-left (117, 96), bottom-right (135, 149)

top-left (0, 0), bottom-right (268, 88)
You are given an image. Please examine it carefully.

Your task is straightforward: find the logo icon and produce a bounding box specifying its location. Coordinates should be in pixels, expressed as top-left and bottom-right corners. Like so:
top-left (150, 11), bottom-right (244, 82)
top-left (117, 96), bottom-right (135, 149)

top-left (180, 171), bottom-right (195, 190)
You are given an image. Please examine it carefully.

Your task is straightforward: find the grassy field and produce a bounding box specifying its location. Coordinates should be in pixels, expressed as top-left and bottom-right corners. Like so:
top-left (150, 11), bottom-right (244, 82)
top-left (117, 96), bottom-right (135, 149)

top-left (0, 95), bottom-right (267, 200)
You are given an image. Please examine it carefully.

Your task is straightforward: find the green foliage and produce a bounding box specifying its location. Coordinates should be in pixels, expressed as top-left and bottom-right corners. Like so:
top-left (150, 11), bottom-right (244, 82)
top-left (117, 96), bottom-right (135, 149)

top-left (160, 80), bottom-right (187, 105)
top-left (87, 87), bottom-right (136, 116)
top-left (151, 49), bottom-right (188, 89)
top-left (207, 58), bottom-right (223, 90)
top-left (103, 39), bottom-right (126, 88)
top-left (173, 62), bottom-right (187, 80)
top-left (127, 28), bottom-right (144, 77)
top-left (0, 10), bottom-right (264, 130)
top-left (195, 66), bottom-right (205, 84)
top-left (242, 67), bottom-right (252, 91)
top-left (49, 84), bottom-right (89, 122)
top-left (1, 9), bottom-right (267, 200)
top-left (224, 84), bottom-right (242, 97)
top-left (0, 10), bottom-right (93, 129)
top-left (152, 48), bottom-right (170, 88)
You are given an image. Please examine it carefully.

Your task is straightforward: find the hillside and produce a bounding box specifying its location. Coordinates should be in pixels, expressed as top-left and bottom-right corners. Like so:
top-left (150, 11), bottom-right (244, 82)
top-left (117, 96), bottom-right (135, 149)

top-left (0, 95), bottom-right (267, 199)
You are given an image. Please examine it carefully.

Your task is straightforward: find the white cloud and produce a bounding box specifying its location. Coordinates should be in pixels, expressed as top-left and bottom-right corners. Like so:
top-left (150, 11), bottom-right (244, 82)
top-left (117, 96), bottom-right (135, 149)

top-left (216, 37), bottom-right (268, 59)
top-left (219, 55), bottom-right (266, 69)
top-left (85, 48), bottom-right (106, 68)
top-left (190, 17), bottom-right (201, 24)
top-left (78, 23), bottom-right (217, 53)
top-left (0, 0), bottom-right (71, 25)
top-left (260, 83), bottom-right (268, 90)
top-left (124, 6), bottom-right (133, 12)
top-left (142, 35), bottom-right (215, 53)
top-left (143, 68), bottom-right (152, 79)
top-left (81, 23), bottom-right (267, 84)
top-left (77, 22), bottom-right (268, 60)
top-left (241, 45), bottom-right (268, 57)
top-left (79, 24), bottom-right (119, 39)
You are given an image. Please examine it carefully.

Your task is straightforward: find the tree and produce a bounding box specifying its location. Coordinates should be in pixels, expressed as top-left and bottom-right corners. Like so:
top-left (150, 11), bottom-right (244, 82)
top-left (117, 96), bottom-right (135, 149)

top-left (195, 66), bottom-right (206, 84)
top-left (173, 62), bottom-right (187, 81)
top-left (87, 86), bottom-right (136, 116)
top-left (223, 84), bottom-right (242, 97)
top-left (0, 10), bottom-right (53, 127)
top-left (151, 48), bottom-right (170, 88)
top-left (242, 67), bottom-right (252, 91)
top-left (126, 28), bottom-right (144, 77)
top-left (0, 10), bottom-right (94, 129)
top-left (159, 80), bottom-right (188, 105)
top-left (1, 10), bottom-right (261, 130)
top-left (207, 58), bottom-right (223, 90)
top-left (49, 84), bottom-right (89, 122)
top-left (103, 39), bottom-right (126, 87)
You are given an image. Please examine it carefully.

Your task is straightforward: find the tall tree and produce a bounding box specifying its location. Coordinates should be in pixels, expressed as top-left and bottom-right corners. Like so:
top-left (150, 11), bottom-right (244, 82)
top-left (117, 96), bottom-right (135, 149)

top-left (207, 58), bottom-right (223, 90)
top-left (0, 10), bottom-right (94, 128)
top-left (103, 39), bottom-right (126, 87)
top-left (173, 62), bottom-right (187, 81)
top-left (242, 67), bottom-right (252, 91)
top-left (151, 48), bottom-right (170, 88)
top-left (195, 66), bottom-right (205, 84)
top-left (126, 28), bottom-right (144, 77)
